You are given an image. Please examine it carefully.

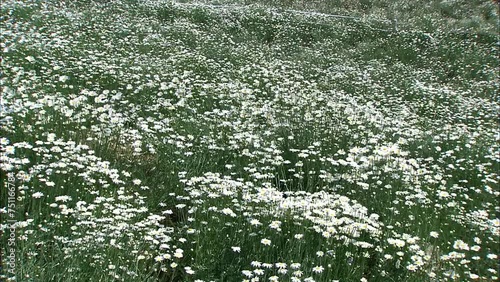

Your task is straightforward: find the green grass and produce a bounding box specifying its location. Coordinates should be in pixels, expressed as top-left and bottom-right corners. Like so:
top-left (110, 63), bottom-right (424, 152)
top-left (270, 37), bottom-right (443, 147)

top-left (1, 0), bottom-right (499, 281)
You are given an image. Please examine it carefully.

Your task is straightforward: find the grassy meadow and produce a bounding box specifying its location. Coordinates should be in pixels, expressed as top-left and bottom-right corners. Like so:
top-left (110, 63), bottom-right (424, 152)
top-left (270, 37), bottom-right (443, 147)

top-left (1, 0), bottom-right (499, 281)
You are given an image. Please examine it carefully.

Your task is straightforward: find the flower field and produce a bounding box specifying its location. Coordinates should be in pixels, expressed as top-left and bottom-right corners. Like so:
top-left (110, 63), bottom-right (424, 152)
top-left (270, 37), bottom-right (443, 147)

top-left (1, 0), bottom-right (499, 281)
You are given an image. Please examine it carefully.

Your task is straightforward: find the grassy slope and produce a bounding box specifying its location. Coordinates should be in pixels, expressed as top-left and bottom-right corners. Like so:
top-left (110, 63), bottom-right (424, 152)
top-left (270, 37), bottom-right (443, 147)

top-left (1, 0), bottom-right (499, 281)
top-left (195, 0), bottom-right (500, 33)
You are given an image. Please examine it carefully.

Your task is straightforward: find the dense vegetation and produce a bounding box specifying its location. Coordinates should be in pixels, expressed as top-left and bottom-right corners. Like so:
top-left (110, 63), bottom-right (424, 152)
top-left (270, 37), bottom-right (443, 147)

top-left (1, 0), bottom-right (499, 281)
